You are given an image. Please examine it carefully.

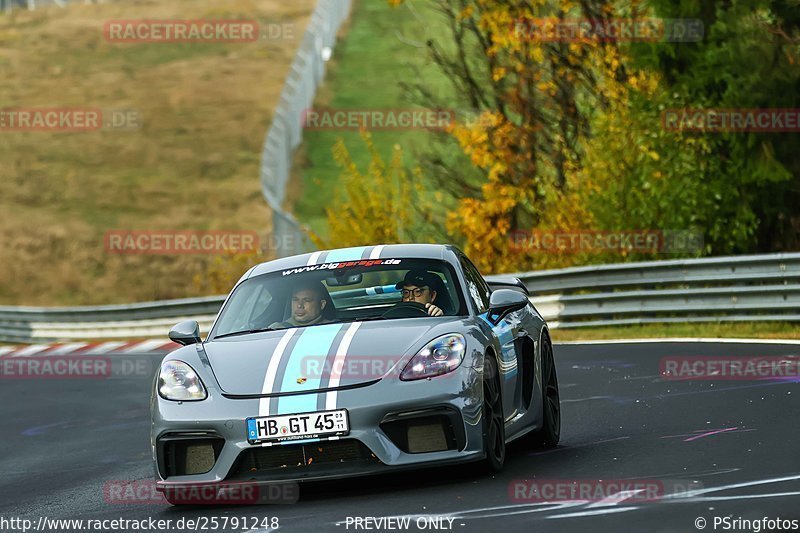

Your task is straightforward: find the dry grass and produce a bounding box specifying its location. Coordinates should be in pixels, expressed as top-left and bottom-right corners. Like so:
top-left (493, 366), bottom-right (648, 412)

top-left (0, 0), bottom-right (315, 305)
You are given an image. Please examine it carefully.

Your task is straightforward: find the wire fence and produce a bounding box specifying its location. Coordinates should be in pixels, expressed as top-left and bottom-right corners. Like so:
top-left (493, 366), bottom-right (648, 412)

top-left (2, 0), bottom-right (349, 259)
top-left (260, 0), bottom-right (351, 257)
top-left (1, 0), bottom-right (103, 10)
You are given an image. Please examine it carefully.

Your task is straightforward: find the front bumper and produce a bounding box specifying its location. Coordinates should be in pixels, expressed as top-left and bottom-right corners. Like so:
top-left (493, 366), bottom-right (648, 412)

top-left (151, 363), bottom-right (485, 488)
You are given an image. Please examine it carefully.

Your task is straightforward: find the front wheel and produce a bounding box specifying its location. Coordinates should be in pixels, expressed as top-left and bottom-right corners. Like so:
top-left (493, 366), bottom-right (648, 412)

top-left (480, 354), bottom-right (506, 473)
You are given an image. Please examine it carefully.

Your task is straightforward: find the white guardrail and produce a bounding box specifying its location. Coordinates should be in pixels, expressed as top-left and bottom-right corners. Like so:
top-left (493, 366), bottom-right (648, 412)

top-left (487, 252), bottom-right (800, 329)
top-left (2, 253), bottom-right (799, 343)
top-left (0, 296), bottom-right (225, 343)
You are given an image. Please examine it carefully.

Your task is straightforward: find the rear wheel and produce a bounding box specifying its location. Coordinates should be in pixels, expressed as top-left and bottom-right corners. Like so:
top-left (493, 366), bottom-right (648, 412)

top-left (527, 333), bottom-right (560, 448)
top-left (480, 354), bottom-right (506, 473)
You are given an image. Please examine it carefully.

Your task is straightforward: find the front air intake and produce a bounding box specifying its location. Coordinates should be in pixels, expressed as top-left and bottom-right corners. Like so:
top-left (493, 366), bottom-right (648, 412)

top-left (158, 433), bottom-right (224, 478)
top-left (228, 439), bottom-right (381, 479)
top-left (380, 409), bottom-right (464, 453)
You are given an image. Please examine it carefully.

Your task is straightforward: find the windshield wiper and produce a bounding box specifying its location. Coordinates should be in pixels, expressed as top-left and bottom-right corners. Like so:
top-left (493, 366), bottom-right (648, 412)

top-left (216, 316), bottom-right (386, 339)
top-left (338, 315), bottom-right (386, 324)
top-left (214, 327), bottom-right (278, 339)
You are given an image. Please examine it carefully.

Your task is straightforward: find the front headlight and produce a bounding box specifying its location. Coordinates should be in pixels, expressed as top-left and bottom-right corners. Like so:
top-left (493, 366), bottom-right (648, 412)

top-left (400, 334), bottom-right (466, 381)
top-left (158, 360), bottom-right (207, 401)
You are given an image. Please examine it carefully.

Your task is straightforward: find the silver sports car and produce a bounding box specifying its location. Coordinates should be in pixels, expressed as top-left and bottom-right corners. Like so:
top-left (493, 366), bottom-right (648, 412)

top-left (151, 244), bottom-right (560, 503)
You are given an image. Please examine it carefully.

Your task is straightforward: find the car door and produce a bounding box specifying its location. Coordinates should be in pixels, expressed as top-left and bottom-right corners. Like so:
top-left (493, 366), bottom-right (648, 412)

top-left (459, 255), bottom-right (522, 421)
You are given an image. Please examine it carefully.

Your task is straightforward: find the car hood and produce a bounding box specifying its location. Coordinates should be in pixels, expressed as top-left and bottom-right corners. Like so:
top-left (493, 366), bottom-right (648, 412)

top-left (204, 318), bottom-right (455, 395)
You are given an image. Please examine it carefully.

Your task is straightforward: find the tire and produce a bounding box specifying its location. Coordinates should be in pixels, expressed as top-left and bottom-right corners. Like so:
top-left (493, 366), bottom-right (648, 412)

top-left (526, 332), bottom-right (561, 448)
top-left (480, 354), bottom-right (506, 473)
top-left (162, 489), bottom-right (184, 506)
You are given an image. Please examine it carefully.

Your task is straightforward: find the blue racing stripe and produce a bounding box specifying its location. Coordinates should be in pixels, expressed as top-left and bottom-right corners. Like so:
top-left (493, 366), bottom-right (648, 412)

top-left (480, 312), bottom-right (517, 380)
top-left (479, 312), bottom-right (514, 344)
top-left (277, 324), bottom-right (344, 415)
top-left (325, 246), bottom-right (369, 263)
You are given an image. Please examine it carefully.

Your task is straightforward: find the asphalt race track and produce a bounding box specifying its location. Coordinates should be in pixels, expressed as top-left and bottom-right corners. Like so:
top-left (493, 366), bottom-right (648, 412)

top-left (1, 341), bottom-right (799, 533)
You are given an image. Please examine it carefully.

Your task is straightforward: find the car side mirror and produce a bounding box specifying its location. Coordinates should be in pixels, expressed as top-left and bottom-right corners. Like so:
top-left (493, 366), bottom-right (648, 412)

top-left (487, 289), bottom-right (529, 325)
top-left (169, 320), bottom-right (201, 346)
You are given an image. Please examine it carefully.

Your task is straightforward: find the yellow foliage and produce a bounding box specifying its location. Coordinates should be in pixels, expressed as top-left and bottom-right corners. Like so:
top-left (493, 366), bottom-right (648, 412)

top-left (314, 132), bottom-right (418, 249)
top-left (380, 0), bottom-right (679, 272)
top-left (430, 1), bottom-right (650, 273)
top-left (193, 249), bottom-right (266, 295)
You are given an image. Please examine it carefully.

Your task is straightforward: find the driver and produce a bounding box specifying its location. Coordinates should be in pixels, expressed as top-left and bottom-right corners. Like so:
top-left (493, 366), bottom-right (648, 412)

top-left (394, 270), bottom-right (444, 317)
top-left (269, 281), bottom-right (332, 328)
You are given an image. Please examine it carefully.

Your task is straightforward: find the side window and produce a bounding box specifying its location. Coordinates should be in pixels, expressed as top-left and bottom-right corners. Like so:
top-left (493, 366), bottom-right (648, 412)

top-left (460, 257), bottom-right (491, 313)
top-left (216, 279), bottom-right (273, 333)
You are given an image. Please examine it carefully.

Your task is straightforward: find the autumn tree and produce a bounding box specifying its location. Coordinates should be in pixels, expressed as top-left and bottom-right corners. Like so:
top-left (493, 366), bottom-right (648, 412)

top-left (392, 0), bottom-right (799, 271)
top-left (392, 0), bottom-right (636, 272)
top-left (313, 132), bottom-right (438, 249)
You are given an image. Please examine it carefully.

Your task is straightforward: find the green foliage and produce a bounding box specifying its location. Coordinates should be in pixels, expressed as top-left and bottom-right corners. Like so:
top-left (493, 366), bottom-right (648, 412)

top-left (308, 0), bottom-right (800, 267)
top-left (602, 0), bottom-right (800, 252)
top-left (387, 0), bottom-right (800, 266)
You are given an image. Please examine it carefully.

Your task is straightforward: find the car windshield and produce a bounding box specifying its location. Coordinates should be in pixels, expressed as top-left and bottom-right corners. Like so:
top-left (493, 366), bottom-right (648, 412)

top-left (211, 258), bottom-right (466, 338)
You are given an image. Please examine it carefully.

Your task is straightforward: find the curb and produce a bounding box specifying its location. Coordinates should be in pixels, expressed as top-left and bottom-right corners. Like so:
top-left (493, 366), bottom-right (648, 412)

top-left (0, 340), bottom-right (181, 357)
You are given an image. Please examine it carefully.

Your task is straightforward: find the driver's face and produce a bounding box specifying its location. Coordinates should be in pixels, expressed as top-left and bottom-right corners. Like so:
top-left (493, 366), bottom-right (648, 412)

top-left (401, 284), bottom-right (435, 305)
top-left (291, 289), bottom-right (325, 324)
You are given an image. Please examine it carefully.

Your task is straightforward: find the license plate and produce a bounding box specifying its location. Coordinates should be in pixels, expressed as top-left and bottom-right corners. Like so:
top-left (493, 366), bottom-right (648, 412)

top-left (246, 409), bottom-right (349, 444)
